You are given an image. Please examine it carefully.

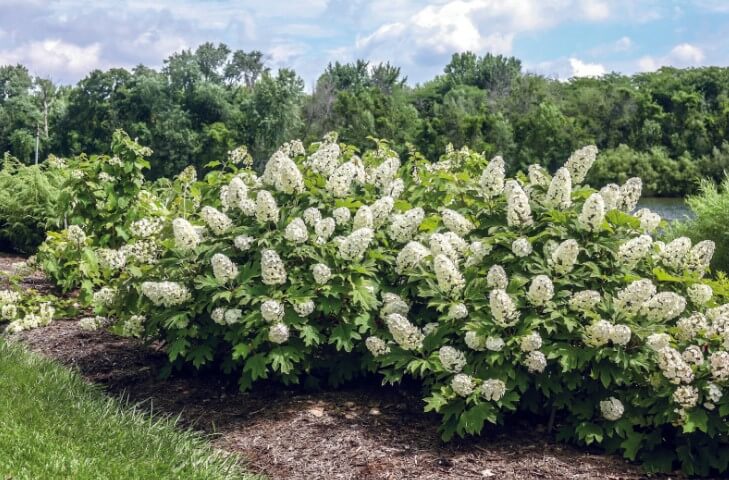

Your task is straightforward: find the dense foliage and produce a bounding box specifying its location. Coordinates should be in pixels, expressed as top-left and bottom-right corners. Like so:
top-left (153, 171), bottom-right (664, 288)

top-left (16, 132), bottom-right (729, 475)
top-left (3, 46), bottom-right (729, 193)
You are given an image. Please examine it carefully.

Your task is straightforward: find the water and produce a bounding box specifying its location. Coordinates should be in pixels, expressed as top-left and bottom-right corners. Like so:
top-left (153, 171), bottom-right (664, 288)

top-left (636, 197), bottom-right (692, 221)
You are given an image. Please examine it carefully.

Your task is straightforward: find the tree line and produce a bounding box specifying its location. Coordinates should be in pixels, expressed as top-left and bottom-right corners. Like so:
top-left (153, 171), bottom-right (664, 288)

top-left (2, 42), bottom-right (729, 195)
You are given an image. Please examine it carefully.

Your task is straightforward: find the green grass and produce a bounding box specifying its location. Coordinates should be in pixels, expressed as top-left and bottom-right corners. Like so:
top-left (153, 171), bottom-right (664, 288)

top-left (0, 339), bottom-right (258, 480)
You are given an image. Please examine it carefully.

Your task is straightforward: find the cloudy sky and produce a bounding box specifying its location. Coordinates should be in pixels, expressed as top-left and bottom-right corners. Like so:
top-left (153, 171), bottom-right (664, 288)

top-left (1, 0), bottom-right (728, 87)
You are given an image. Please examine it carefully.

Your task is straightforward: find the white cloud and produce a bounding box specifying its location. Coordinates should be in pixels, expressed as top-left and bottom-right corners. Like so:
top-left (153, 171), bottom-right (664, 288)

top-left (637, 42), bottom-right (705, 71)
top-left (569, 57), bottom-right (606, 77)
top-left (0, 40), bottom-right (104, 77)
top-left (615, 36), bottom-right (633, 51)
top-left (580, 0), bottom-right (610, 20)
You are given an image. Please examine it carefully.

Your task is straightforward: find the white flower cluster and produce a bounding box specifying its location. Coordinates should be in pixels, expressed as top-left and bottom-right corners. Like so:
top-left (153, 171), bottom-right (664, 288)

top-left (578, 194), bottom-right (605, 231)
top-left (520, 332), bottom-right (542, 352)
top-left (489, 289), bottom-right (519, 327)
top-left (261, 249), bottom-right (287, 285)
top-left (657, 347), bottom-right (694, 384)
top-left (673, 385), bottom-right (699, 409)
top-left (660, 237), bottom-right (692, 269)
top-left (634, 208), bottom-right (661, 233)
top-left (255, 190), bottom-right (279, 224)
top-left (439, 346), bottom-right (467, 373)
top-left (93, 287), bottom-right (116, 307)
top-left (480, 379), bottom-right (507, 401)
top-left (441, 209), bottom-right (474, 236)
top-left (326, 160), bottom-right (361, 197)
top-left (465, 241), bottom-right (491, 267)
top-left (201, 206), bottom-right (232, 235)
top-left (551, 239), bottom-right (579, 274)
top-left (505, 180), bottom-right (533, 227)
top-left (618, 235), bottom-right (653, 267)
top-left (451, 374), bottom-right (475, 397)
top-left (172, 218), bottom-right (201, 251)
top-left (618, 177), bottom-right (642, 211)
top-left (600, 397), bottom-right (624, 421)
top-left (211, 253), bottom-right (238, 283)
top-left (261, 300), bottom-right (285, 322)
top-left (564, 145), bottom-right (597, 184)
top-left (365, 336), bottom-right (391, 357)
top-left (293, 300), bottom-right (315, 317)
top-left (684, 240), bottom-right (715, 276)
top-left (598, 183), bottom-right (620, 211)
top-left (262, 150), bottom-right (304, 194)
top-left (78, 316), bottom-right (105, 332)
top-left (314, 218), bottom-right (336, 243)
top-left (121, 315), bottom-right (146, 337)
top-left (67, 225), bottom-right (86, 246)
top-left (640, 292), bottom-right (686, 322)
top-left (352, 205), bottom-right (373, 230)
top-left (584, 320), bottom-right (631, 347)
top-left (311, 263), bottom-right (332, 285)
top-left (371, 197), bottom-right (394, 228)
top-left (338, 228), bottom-right (374, 261)
top-left (569, 290), bottom-right (601, 312)
top-left (448, 303), bottom-right (468, 320)
top-left (97, 248), bottom-right (126, 270)
top-left (527, 275), bottom-right (554, 306)
top-left (646, 333), bottom-right (672, 352)
top-left (546, 168), bottom-right (572, 209)
top-left (284, 218), bottom-right (309, 244)
top-left (710, 351), bottom-right (729, 381)
top-left (511, 237), bottom-right (532, 257)
top-left (368, 156), bottom-right (400, 191)
top-left (268, 323), bottom-right (290, 344)
top-left (121, 240), bottom-right (160, 265)
top-left (524, 351), bottom-right (547, 373)
top-left (396, 241), bottom-right (430, 274)
top-left (389, 208), bottom-right (424, 243)
top-left (487, 265), bottom-right (508, 289)
top-left (234, 235), bottom-right (255, 251)
top-left (433, 254), bottom-right (465, 295)
top-left (306, 141), bottom-right (341, 176)
top-left (141, 281), bottom-right (191, 307)
top-left (687, 284), bottom-right (712, 305)
top-left (486, 336), bottom-right (505, 351)
top-left (130, 218), bottom-right (163, 238)
top-left (333, 207), bottom-right (351, 225)
top-left (464, 331), bottom-right (486, 351)
top-left (385, 313), bottom-right (424, 351)
top-left (682, 345), bottom-right (704, 365)
top-left (615, 279), bottom-right (656, 315)
top-left (479, 156), bottom-right (505, 198)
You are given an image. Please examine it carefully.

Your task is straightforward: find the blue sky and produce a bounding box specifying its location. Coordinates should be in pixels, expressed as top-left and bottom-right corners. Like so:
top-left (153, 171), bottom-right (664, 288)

top-left (1, 0), bottom-right (728, 87)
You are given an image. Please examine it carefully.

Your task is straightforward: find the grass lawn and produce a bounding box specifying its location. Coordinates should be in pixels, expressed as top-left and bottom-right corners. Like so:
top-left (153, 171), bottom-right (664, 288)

top-left (0, 339), bottom-right (258, 480)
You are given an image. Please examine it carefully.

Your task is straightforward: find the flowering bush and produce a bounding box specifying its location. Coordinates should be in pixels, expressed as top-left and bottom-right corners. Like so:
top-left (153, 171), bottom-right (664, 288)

top-left (36, 133), bottom-right (729, 475)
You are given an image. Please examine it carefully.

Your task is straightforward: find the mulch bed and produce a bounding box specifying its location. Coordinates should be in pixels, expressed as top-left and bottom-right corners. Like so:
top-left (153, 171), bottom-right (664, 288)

top-left (2, 253), bottom-right (664, 479)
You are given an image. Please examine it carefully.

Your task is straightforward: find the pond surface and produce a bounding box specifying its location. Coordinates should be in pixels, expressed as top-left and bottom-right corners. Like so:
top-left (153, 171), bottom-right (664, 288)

top-left (636, 197), bottom-right (692, 221)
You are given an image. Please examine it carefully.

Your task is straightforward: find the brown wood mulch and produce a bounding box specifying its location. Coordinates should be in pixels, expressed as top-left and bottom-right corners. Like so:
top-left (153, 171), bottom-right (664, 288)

top-left (1, 253), bottom-right (670, 480)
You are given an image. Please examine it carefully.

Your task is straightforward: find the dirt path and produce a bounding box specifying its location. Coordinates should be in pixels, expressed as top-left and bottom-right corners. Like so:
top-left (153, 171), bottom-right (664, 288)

top-left (2, 253), bottom-right (663, 479)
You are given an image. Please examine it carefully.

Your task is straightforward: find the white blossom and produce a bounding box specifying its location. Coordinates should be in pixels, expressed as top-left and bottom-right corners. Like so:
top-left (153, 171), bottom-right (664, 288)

top-left (634, 208), bottom-right (661, 233)
top-left (578, 194), bottom-right (605, 231)
top-left (584, 320), bottom-right (614, 347)
top-left (618, 235), bottom-right (653, 267)
top-left (293, 300), bottom-right (315, 317)
top-left (673, 385), bottom-right (699, 409)
top-left (527, 275), bottom-right (554, 306)
top-left (255, 190), bottom-right (279, 224)
top-left (141, 281), bottom-right (191, 307)
top-left (429, 233), bottom-right (460, 264)
top-left (306, 141), bottom-right (340, 176)
top-left (546, 168), bottom-right (572, 209)
top-left (520, 332), bottom-right (542, 352)
top-left (371, 197), bottom-right (395, 228)
top-left (481, 379), bottom-right (507, 401)
top-left (93, 287), bottom-right (116, 307)
top-left (234, 235), bottom-right (255, 251)
top-left (528, 164), bottom-right (551, 188)
top-left (97, 248), bottom-right (126, 270)
top-left (201, 206), bottom-right (232, 235)
top-left (303, 207), bottom-right (322, 227)
top-left (657, 347), bottom-right (694, 384)
top-left (433, 254), bottom-right (465, 295)
top-left (314, 217), bottom-right (336, 242)
top-left (687, 284), bottom-right (713, 305)
top-left (396, 241), bottom-right (430, 274)
top-left (464, 331), bottom-right (486, 351)
top-left (661, 237), bottom-right (692, 269)
top-left (441, 209), bottom-right (474, 236)
top-left (389, 208), bottom-right (425, 243)
top-left (312, 263), bottom-right (332, 285)
top-left (261, 300), bottom-right (285, 322)
top-left (564, 145), bottom-right (597, 184)
top-left (439, 346), bottom-right (467, 373)
top-left (352, 205), bottom-right (374, 230)
top-left (710, 351), bottom-right (729, 381)
top-left (332, 207), bottom-right (351, 225)
top-left (646, 333), bottom-right (672, 352)
top-left (489, 289), bottom-right (519, 327)
top-left (487, 265), bottom-right (508, 290)
top-left (130, 217), bottom-right (163, 238)
top-left (676, 313), bottom-right (708, 341)
top-left (448, 303), bottom-right (469, 320)
top-left (524, 351), bottom-right (547, 373)
top-left (284, 217), bottom-right (309, 244)
top-left (211, 253), bottom-right (238, 283)
top-left (640, 292), bottom-right (686, 322)
top-left (511, 237), bottom-right (532, 257)
top-left (338, 228), bottom-right (374, 261)
top-left (479, 156), bottom-right (505, 198)
top-left (505, 180), bottom-right (533, 227)
top-left (268, 322), bottom-right (290, 344)
top-left (385, 313), bottom-right (424, 351)
top-left (684, 240), bottom-right (715, 276)
top-left (610, 324), bottom-right (632, 346)
top-left (366, 336), bottom-right (390, 357)
top-left (615, 279), bottom-right (656, 315)
top-left (600, 397), bottom-right (624, 421)
top-left (451, 374), bottom-right (475, 397)
top-left (599, 184), bottom-right (621, 211)
top-left (172, 218), bottom-right (201, 251)
top-left (466, 241), bottom-right (491, 267)
top-left (551, 239), bottom-right (579, 274)
top-left (682, 345), bottom-right (704, 366)
top-left (569, 290), bottom-right (601, 312)
top-left (618, 177), bottom-right (642, 212)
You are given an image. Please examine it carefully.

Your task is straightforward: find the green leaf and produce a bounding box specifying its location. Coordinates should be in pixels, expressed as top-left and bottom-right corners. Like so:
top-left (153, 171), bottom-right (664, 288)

top-left (682, 409), bottom-right (708, 433)
top-left (243, 353), bottom-right (269, 381)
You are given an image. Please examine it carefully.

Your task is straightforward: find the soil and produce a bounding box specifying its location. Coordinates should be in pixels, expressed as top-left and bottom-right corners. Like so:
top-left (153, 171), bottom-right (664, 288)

top-left (2, 253), bottom-right (668, 480)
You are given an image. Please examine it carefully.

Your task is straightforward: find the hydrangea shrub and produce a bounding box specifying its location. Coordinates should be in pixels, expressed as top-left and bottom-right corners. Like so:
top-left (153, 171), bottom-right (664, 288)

top-left (41, 134), bottom-right (729, 475)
